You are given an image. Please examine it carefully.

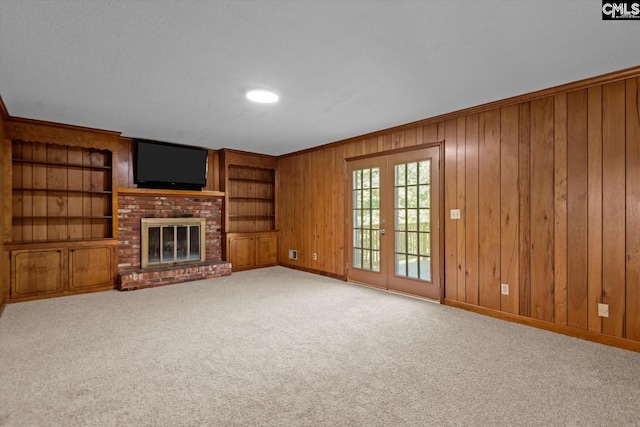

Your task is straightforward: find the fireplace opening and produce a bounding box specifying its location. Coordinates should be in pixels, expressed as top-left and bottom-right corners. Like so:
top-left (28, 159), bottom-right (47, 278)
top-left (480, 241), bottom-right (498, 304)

top-left (141, 218), bottom-right (206, 268)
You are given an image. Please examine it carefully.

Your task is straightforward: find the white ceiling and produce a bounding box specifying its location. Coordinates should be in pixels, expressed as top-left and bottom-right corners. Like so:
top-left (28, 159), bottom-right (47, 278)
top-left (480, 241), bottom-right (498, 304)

top-left (1, 1), bottom-right (638, 156)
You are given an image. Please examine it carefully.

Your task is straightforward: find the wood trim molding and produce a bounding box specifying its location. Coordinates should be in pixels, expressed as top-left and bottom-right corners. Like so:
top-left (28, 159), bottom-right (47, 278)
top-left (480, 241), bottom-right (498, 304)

top-left (445, 299), bottom-right (640, 353)
top-left (279, 263), bottom-right (346, 281)
top-left (0, 95), bottom-right (9, 120)
top-left (5, 238), bottom-right (118, 251)
top-left (220, 148), bottom-right (278, 170)
top-left (6, 121), bottom-right (119, 151)
top-left (279, 64), bottom-right (640, 159)
top-left (117, 187), bottom-right (225, 198)
top-left (7, 116), bottom-right (121, 137)
top-left (345, 140), bottom-right (444, 162)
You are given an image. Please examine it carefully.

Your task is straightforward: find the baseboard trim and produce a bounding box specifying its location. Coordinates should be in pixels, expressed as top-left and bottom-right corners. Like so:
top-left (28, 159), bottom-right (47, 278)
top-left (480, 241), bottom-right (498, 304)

top-left (279, 263), bottom-right (346, 281)
top-left (444, 299), bottom-right (640, 353)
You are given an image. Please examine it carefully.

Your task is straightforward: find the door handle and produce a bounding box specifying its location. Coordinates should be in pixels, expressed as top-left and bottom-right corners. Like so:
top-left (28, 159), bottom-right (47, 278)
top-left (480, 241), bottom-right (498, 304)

top-left (380, 228), bottom-right (386, 235)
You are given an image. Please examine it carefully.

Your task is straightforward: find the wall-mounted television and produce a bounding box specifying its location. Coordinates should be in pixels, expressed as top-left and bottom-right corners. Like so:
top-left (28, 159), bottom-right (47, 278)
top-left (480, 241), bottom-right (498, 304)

top-left (135, 139), bottom-right (208, 191)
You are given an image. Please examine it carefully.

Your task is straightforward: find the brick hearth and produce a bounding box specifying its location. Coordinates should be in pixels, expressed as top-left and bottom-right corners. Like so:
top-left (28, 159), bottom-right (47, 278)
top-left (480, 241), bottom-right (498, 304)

top-left (117, 189), bottom-right (231, 290)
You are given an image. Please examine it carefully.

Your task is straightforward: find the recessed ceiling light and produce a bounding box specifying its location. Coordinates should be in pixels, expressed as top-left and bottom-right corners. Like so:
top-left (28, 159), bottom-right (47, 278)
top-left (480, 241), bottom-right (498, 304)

top-left (246, 89), bottom-right (279, 104)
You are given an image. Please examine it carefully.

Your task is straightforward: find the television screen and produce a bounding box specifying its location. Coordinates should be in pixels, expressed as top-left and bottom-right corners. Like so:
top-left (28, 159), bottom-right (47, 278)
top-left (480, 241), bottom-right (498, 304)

top-left (135, 140), bottom-right (208, 190)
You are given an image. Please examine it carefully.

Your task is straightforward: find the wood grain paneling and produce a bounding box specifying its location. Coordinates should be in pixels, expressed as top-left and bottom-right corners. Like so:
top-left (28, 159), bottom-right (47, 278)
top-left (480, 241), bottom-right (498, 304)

top-left (626, 77), bottom-right (640, 341)
top-left (0, 110), bottom-right (6, 309)
top-left (553, 94), bottom-right (567, 326)
top-left (500, 105), bottom-right (519, 314)
top-left (464, 114), bottom-right (479, 305)
top-left (566, 90), bottom-right (588, 329)
top-left (456, 117), bottom-right (466, 302)
top-left (587, 86), bottom-right (603, 334)
top-left (602, 81), bottom-right (626, 337)
top-left (529, 97), bottom-right (555, 322)
top-left (116, 137), bottom-right (134, 188)
top-left (518, 103), bottom-right (532, 317)
top-left (478, 109), bottom-right (501, 310)
top-left (444, 120), bottom-right (458, 299)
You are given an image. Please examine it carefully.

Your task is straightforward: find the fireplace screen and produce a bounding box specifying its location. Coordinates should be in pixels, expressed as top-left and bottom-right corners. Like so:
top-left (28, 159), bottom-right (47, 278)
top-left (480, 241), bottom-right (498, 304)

top-left (141, 218), bottom-right (206, 268)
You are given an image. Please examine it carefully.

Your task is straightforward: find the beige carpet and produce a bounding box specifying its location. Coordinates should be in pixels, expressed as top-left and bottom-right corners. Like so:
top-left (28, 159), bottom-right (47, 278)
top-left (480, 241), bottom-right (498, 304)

top-left (1, 266), bottom-right (639, 426)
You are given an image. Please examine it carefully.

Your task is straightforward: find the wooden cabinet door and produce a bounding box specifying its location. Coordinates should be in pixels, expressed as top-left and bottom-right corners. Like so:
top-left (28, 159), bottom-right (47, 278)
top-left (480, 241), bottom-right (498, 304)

top-left (228, 236), bottom-right (255, 271)
top-left (256, 234), bottom-right (277, 266)
top-left (11, 248), bottom-right (65, 298)
top-left (69, 246), bottom-right (115, 290)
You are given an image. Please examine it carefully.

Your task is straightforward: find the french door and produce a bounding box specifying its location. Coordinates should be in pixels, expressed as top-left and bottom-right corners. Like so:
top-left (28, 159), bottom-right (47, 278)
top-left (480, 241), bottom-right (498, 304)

top-left (347, 147), bottom-right (441, 300)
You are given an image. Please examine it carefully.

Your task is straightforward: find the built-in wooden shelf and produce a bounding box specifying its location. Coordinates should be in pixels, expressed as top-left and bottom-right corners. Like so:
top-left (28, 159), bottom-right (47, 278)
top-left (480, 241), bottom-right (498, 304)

top-left (11, 141), bottom-right (114, 243)
top-left (7, 238), bottom-right (117, 247)
top-left (226, 165), bottom-right (275, 234)
top-left (220, 151), bottom-right (278, 271)
top-left (229, 215), bottom-right (275, 220)
top-left (13, 216), bottom-right (112, 220)
top-left (12, 158), bottom-right (111, 170)
top-left (13, 188), bottom-right (111, 194)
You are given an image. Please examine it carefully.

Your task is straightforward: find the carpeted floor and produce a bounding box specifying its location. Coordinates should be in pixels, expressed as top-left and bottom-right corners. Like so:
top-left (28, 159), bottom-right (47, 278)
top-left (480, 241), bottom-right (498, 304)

top-left (1, 266), bottom-right (639, 426)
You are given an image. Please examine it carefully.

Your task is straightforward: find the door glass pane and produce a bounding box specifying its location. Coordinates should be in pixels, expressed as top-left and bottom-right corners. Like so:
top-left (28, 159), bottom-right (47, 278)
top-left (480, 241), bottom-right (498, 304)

top-left (372, 250), bottom-right (380, 272)
top-left (352, 167), bottom-right (380, 272)
top-left (371, 189), bottom-right (380, 208)
top-left (419, 256), bottom-right (432, 281)
top-left (396, 208), bottom-right (406, 231)
top-left (407, 255), bottom-right (419, 279)
top-left (396, 187), bottom-right (406, 208)
top-left (407, 162), bottom-right (418, 185)
top-left (394, 160), bottom-right (431, 281)
top-left (371, 230), bottom-right (380, 251)
top-left (362, 169), bottom-right (371, 188)
top-left (395, 253), bottom-right (407, 276)
top-left (395, 231), bottom-right (406, 253)
top-left (354, 189), bottom-right (361, 209)
top-left (354, 249), bottom-right (362, 267)
top-left (371, 167), bottom-right (380, 188)
top-left (354, 170), bottom-right (362, 189)
top-left (396, 164), bottom-right (406, 186)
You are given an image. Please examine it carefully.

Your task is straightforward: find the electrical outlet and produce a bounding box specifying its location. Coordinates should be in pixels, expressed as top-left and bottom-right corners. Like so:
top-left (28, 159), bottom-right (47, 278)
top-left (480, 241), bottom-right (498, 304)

top-left (313, 253), bottom-right (317, 261)
top-left (450, 209), bottom-right (461, 220)
top-left (598, 303), bottom-right (609, 318)
top-left (288, 249), bottom-right (298, 260)
top-left (501, 283), bottom-right (509, 295)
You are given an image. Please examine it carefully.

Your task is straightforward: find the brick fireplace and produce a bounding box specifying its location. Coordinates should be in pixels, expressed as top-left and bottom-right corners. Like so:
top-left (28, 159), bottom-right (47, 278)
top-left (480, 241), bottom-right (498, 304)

top-left (117, 188), bottom-right (231, 290)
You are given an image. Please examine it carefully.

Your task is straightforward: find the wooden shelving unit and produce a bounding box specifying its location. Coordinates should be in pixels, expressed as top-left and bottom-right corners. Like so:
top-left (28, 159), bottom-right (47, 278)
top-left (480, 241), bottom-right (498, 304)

top-left (11, 141), bottom-right (113, 242)
top-left (6, 136), bottom-right (118, 302)
top-left (226, 165), bottom-right (275, 233)
top-left (220, 150), bottom-right (278, 271)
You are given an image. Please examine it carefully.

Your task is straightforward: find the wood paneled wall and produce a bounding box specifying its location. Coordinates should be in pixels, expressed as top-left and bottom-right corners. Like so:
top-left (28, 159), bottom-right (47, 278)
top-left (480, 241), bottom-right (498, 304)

top-left (278, 123), bottom-right (444, 275)
top-left (277, 68), bottom-right (640, 345)
top-left (0, 103), bottom-right (7, 311)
